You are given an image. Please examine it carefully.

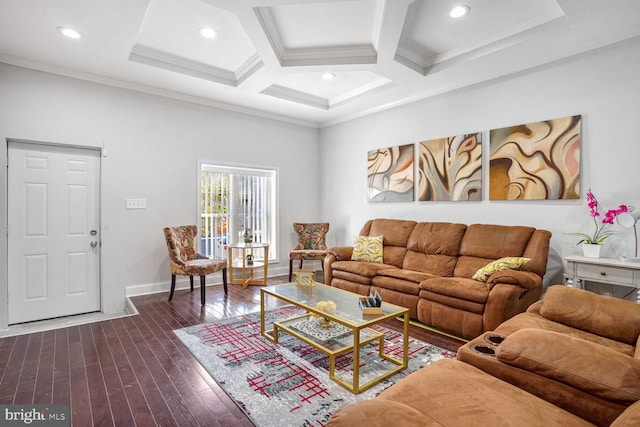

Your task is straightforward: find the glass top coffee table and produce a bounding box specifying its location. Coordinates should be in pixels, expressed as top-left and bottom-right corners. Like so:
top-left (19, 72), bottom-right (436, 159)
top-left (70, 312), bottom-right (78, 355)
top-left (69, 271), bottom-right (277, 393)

top-left (260, 282), bottom-right (409, 394)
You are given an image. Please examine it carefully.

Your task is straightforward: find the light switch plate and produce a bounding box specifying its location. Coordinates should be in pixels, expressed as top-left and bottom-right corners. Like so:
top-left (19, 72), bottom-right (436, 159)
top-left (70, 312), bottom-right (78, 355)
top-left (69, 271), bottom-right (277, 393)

top-left (126, 198), bottom-right (146, 209)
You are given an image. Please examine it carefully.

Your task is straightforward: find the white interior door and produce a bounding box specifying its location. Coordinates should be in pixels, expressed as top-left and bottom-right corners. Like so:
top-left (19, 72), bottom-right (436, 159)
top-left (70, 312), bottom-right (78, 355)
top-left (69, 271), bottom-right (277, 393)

top-left (7, 141), bottom-right (101, 324)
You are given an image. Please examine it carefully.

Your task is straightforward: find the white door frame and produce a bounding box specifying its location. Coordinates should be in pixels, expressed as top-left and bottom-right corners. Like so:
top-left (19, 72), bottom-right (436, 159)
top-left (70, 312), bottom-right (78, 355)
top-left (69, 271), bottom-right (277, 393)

top-left (2, 138), bottom-right (103, 328)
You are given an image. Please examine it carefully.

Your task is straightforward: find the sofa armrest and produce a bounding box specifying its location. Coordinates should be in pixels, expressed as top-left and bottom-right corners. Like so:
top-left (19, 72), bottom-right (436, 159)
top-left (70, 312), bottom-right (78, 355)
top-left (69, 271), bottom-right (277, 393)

top-left (486, 269), bottom-right (542, 291)
top-left (496, 328), bottom-right (640, 405)
top-left (327, 246), bottom-right (354, 261)
top-left (323, 246), bottom-right (354, 285)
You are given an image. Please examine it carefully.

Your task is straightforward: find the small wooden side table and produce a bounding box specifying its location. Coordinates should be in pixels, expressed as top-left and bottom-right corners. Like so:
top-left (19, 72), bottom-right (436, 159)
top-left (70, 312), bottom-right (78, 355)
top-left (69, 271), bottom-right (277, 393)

top-left (227, 242), bottom-right (269, 288)
top-left (564, 255), bottom-right (640, 303)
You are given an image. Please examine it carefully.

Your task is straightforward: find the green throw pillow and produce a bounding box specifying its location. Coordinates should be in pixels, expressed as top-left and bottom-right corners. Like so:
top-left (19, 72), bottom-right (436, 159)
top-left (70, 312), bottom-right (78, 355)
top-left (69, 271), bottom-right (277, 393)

top-left (472, 257), bottom-right (531, 281)
top-left (351, 235), bottom-right (384, 263)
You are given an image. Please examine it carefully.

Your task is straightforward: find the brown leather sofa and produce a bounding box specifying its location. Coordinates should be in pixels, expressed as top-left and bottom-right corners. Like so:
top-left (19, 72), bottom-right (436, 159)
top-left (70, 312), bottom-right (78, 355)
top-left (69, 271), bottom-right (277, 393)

top-left (324, 218), bottom-right (551, 339)
top-left (327, 286), bottom-right (640, 427)
top-left (457, 285), bottom-right (640, 426)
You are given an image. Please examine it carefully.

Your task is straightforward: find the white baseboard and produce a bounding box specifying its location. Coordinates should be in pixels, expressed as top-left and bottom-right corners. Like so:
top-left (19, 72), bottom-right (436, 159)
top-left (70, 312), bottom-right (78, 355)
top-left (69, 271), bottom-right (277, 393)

top-left (126, 265), bottom-right (291, 297)
top-left (125, 295), bottom-right (139, 315)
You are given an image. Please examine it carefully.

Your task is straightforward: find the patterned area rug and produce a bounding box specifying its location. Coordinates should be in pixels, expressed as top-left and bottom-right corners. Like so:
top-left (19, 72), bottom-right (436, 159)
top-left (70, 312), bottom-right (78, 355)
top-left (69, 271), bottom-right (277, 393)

top-left (174, 306), bottom-right (455, 427)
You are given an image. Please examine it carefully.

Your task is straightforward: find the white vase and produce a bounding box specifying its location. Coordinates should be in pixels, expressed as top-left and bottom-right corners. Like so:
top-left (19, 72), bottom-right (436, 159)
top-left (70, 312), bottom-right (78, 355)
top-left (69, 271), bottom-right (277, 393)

top-left (582, 243), bottom-right (602, 258)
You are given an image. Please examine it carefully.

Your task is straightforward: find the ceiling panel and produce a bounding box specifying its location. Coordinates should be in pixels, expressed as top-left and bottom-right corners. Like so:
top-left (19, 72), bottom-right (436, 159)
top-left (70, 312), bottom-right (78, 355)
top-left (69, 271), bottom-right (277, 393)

top-left (0, 0), bottom-right (638, 127)
top-left (267, 0), bottom-right (377, 49)
top-left (135, 0), bottom-right (258, 71)
top-left (396, 0), bottom-right (565, 70)
top-left (277, 70), bottom-right (388, 99)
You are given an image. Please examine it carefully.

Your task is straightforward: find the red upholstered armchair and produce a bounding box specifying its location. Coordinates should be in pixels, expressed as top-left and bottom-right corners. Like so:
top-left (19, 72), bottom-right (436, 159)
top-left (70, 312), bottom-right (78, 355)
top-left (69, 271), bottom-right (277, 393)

top-left (289, 222), bottom-right (330, 281)
top-left (163, 225), bottom-right (227, 304)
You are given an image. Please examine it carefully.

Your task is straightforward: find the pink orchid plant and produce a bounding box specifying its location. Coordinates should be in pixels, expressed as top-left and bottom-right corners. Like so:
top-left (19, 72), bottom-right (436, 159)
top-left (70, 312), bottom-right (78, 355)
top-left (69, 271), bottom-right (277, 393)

top-left (573, 189), bottom-right (632, 245)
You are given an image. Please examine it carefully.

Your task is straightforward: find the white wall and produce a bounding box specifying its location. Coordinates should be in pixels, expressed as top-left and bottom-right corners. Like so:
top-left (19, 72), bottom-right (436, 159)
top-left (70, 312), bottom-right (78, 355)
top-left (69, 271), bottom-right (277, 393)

top-left (0, 63), bottom-right (320, 329)
top-left (319, 37), bottom-right (640, 284)
top-left (2, 36), bottom-right (640, 329)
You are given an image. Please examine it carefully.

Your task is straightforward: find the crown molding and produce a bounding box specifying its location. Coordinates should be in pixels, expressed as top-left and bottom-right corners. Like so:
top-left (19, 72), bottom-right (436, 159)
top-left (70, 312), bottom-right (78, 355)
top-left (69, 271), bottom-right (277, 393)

top-left (330, 78), bottom-right (394, 107)
top-left (261, 85), bottom-right (328, 109)
top-left (129, 45), bottom-right (265, 87)
top-left (235, 53), bottom-right (265, 85)
top-left (254, 6), bottom-right (377, 67)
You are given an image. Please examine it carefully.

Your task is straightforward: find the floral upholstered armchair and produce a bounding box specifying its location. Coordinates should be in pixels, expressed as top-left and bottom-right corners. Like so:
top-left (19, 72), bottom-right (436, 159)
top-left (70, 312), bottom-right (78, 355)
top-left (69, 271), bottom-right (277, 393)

top-left (289, 222), bottom-right (330, 281)
top-left (163, 225), bottom-right (227, 304)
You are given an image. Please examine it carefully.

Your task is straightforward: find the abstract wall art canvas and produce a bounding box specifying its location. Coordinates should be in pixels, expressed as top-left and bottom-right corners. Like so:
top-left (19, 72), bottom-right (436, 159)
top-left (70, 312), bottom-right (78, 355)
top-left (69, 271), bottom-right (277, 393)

top-left (367, 144), bottom-right (414, 202)
top-left (417, 133), bottom-right (482, 201)
top-left (489, 115), bottom-right (581, 200)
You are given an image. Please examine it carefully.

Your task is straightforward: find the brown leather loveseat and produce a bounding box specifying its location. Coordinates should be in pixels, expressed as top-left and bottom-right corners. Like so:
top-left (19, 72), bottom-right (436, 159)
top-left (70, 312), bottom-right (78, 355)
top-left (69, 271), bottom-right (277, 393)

top-left (328, 286), bottom-right (640, 427)
top-left (457, 285), bottom-right (640, 426)
top-left (324, 218), bottom-right (551, 339)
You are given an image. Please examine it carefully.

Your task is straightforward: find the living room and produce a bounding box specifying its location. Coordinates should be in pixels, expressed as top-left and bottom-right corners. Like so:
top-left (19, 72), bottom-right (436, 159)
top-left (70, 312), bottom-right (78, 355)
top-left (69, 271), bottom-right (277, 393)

top-left (1, 1), bottom-right (640, 329)
top-left (1, 0), bottom-right (640, 425)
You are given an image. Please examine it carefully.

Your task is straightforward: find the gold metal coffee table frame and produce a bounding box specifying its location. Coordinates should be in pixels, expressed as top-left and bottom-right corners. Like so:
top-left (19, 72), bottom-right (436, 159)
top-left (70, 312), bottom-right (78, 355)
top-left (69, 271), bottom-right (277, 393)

top-left (260, 282), bottom-right (409, 394)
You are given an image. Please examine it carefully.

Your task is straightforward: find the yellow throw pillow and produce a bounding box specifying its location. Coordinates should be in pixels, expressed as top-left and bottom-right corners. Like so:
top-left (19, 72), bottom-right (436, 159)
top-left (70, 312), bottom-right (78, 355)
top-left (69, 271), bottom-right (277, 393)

top-left (472, 257), bottom-right (531, 281)
top-left (351, 235), bottom-right (384, 263)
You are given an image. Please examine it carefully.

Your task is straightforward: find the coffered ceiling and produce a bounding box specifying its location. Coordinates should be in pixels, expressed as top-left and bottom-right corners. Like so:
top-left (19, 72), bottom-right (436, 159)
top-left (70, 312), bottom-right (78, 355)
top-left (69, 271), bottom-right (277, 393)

top-left (1, 0), bottom-right (639, 127)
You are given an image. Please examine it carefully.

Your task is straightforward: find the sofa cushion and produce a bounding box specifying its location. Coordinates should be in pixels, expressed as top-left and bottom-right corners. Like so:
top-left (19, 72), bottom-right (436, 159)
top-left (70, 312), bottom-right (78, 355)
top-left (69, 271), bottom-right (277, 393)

top-left (420, 277), bottom-right (489, 304)
top-left (351, 235), bottom-right (383, 263)
top-left (372, 276), bottom-right (422, 295)
top-left (331, 260), bottom-right (397, 284)
top-left (376, 268), bottom-right (437, 283)
top-left (403, 222), bottom-right (466, 275)
top-left (360, 218), bottom-right (417, 268)
top-left (327, 400), bottom-right (435, 427)
top-left (403, 252), bottom-right (459, 277)
top-left (454, 224), bottom-right (535, 277)
top-left (611, 400), bottom-right (640, 427)
top-left (495, 312), bottom-right (636, 356)
top-left (350, 359), bottom-right (593, 427)
top-left (459, 224), bottom-right (535, 258)
top-left (363, 218), bottom-right (417, 247)
top-left (419, 291), bottom-right (485, 314)
top-left (539, 285), bottom-right (640, 345)
top-left (497, 328), bottom-right (640, 405)
top-left (331, 279), bottom-right (371, 295)
top-left (472, 257), bottom-right (531, 281)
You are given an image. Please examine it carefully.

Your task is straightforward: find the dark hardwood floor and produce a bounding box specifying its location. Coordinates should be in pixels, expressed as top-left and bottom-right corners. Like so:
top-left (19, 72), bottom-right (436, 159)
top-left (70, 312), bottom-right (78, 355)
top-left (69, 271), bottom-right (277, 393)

top-left (0, 276), bottom-right (466, 426)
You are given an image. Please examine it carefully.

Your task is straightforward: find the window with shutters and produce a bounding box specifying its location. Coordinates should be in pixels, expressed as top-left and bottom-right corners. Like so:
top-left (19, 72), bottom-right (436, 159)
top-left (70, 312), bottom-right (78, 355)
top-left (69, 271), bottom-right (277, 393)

top-left (199, 162), bottom-right (277, 261)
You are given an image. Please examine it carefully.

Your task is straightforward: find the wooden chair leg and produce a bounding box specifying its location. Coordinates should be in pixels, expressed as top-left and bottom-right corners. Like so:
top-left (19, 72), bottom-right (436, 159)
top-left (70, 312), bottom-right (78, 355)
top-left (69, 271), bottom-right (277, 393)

top-left (189, 276), bottom-right (194, 292)
top-left (299, 259), bottom-right (303, 269)
top-left (222, 269), bottom-right (228, 294)
top-left (169, 275), bottom-right (177, 301)
top-left (200, 275), bottom-right (206, 305)
top-left (289, 258), bottom-right (294, 281)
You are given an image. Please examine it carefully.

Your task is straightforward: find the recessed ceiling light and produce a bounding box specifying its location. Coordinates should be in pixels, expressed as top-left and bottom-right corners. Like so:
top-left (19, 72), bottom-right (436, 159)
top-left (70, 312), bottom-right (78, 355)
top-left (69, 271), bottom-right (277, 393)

top-left (322, 72), bottom-right (336, 80)
top-left (58, 26), bottom-right (81, 39)
top-left (449, 5), bottom-right (470, 18)
top-left (199, 27), bottom-right (218, 39)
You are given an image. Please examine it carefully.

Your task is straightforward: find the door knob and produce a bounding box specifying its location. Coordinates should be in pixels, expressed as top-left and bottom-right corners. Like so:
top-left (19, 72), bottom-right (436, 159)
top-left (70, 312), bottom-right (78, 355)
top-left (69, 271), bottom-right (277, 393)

top-left (90, 241), bottom-right (98, 248)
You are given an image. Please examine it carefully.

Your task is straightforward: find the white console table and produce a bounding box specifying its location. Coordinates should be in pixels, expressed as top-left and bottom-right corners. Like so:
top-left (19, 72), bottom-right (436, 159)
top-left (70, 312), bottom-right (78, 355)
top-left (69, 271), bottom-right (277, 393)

top-left (564, 255), bottom-right (640, 303)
